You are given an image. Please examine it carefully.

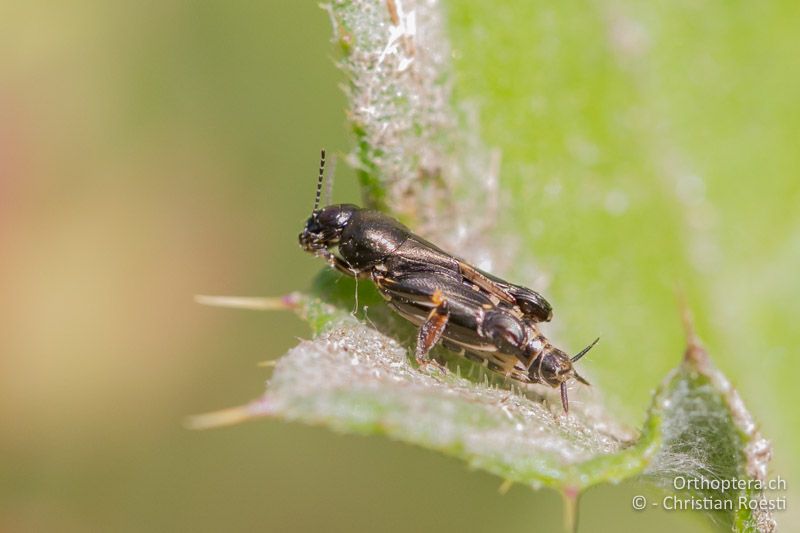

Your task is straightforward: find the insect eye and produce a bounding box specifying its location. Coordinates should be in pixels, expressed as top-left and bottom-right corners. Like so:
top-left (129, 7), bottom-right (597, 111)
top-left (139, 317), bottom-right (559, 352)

top-left (303, 217), bottom-right (321, 235)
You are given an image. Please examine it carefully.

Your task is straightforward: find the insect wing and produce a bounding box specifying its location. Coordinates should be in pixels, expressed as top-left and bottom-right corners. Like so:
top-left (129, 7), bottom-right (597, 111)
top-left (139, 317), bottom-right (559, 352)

top-left (459, 261), bottom-right (553, 322)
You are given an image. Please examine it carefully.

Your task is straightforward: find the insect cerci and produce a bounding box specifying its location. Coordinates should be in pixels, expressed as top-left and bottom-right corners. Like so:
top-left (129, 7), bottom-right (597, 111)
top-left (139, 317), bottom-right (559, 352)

top-left (299, 150), bottom-right (597, 413)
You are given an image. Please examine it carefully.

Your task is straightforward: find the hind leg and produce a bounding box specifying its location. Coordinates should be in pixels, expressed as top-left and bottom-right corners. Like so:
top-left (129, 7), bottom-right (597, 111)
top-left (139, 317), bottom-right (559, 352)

top-left (414, 289), bottom-right (450, 366)
top-left (374, 270), bottom-right (479, 371)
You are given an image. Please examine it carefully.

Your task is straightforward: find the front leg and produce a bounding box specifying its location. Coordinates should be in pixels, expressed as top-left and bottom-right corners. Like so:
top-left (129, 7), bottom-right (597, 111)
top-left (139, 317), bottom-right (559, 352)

top-left (316, 248), bottom-right (368, 278)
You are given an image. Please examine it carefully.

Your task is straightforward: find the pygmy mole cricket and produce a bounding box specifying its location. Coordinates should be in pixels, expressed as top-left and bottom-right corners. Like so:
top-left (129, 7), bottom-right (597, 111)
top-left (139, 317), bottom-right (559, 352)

top-left (299, 150), bottom-right (597, 413)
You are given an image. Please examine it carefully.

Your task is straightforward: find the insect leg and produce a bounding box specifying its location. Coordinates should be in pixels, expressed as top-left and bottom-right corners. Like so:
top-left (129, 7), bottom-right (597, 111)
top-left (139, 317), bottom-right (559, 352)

top-left (415, 289), bottom-right (450, 365)
top-left (374, 270), bottom-right (497, 369)
top-left (316, 249), bottom-right (367, 278)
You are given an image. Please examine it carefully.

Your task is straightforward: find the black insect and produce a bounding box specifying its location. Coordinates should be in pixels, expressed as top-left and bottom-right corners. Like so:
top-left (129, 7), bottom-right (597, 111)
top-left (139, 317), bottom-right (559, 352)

top-left (299, 150), bottom-right (596, 413)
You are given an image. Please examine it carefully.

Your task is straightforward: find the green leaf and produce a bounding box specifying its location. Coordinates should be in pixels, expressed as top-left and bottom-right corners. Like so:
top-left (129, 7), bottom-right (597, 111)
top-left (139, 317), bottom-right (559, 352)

top-left (643, 322), bottom-right (774, 532)
top-left (194, 0), bottom-right (780, 531)
top-left (191, 285), bottom-right (647, 488)
top-left (192, 279), bottom-right (774, 531)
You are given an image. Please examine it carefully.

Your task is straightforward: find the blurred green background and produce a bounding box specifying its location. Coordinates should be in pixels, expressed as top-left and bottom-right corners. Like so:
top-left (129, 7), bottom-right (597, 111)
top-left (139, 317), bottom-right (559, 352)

top-left (0, 2), bottom-right (795, 532)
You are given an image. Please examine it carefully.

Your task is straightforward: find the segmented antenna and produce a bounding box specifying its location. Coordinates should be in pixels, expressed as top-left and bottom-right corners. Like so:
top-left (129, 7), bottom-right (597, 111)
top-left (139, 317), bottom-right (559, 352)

top-left (313, 149), bottom-right (326, 212)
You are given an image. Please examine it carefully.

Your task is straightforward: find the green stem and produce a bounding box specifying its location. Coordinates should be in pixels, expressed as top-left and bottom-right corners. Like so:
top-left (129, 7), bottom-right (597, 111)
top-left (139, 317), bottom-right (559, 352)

top-left (561, 486), bottom-right (580, 533)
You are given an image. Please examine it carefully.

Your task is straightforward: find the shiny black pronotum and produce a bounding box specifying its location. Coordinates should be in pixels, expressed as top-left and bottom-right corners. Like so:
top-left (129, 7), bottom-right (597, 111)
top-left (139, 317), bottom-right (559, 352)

top-left (299, 150), bottom-right (597, 413)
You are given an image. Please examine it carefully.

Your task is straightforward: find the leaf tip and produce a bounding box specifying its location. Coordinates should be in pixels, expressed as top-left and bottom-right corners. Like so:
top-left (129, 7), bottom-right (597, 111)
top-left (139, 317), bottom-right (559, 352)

top-left (677, 299), bottom-right (709, 370)
top-left (194, 293), bottom-right (302, 311)
top-left (497, 479), bottom-right (514, 495)
top-left (185, 398), bottom-right (274, 430)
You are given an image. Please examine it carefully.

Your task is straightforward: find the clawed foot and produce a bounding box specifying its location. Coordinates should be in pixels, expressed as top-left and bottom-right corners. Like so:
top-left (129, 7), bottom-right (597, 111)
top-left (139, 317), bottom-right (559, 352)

top-left (416, 358), bottom-right (448, 375)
